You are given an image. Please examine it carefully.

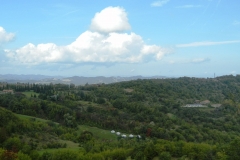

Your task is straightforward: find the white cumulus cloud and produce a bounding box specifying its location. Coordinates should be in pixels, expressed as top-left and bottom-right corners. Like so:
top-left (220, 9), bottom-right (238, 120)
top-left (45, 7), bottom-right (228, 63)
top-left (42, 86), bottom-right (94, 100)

top-left (0, 26), bottom-right (15, 44)
top-left (90, 6), bottom-right (131, 33)
top-left (5, 7), bottom-right (170, 65)
top-left (6, 43), bottom-right (64, 64)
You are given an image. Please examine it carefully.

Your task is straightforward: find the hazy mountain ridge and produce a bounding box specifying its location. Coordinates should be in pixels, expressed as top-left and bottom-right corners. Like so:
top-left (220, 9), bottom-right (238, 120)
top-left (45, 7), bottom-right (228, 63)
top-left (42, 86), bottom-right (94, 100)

top-left (0, 74), bottom-right (64, 80)
top-left (0, 74), bottom-right (168, 85)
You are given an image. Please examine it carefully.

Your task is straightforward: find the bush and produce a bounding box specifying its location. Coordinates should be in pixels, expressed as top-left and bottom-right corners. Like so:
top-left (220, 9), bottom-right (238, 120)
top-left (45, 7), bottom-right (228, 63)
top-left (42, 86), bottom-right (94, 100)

top-left (17, 151), bottom-right (32, 160)
top-left (159, 151), bottom-right (171, 160)
top-left (40, 152), bottom-right (52, 160)
top-left (50, 150), bottom-right (79, 160)
top-left (103, 148), bottom-right (130, 160)
top-left (3, 137), bottom-right (22, 152)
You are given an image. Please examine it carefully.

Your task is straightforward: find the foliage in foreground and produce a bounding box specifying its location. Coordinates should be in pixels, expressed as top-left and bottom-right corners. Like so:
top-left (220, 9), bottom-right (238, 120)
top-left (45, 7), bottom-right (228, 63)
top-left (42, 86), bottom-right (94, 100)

top-left (1, 75), bottom-right (240, 159)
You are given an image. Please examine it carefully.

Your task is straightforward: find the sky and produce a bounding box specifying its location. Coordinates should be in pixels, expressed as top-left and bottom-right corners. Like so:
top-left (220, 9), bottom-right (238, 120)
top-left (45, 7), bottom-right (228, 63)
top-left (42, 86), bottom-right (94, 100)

top-left (0, 0), bottom-right (240, 77)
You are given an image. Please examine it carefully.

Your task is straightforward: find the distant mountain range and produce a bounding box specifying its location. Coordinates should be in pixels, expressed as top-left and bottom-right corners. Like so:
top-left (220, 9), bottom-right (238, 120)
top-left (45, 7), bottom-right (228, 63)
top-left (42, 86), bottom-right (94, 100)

top-left (0, 74), bottom-right (168, 85)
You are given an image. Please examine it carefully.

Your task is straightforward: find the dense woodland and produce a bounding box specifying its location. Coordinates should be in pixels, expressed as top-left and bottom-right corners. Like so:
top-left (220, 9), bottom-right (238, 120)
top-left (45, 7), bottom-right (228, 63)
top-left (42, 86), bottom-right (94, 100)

top-left (1, 75), bottom-right (240, 159)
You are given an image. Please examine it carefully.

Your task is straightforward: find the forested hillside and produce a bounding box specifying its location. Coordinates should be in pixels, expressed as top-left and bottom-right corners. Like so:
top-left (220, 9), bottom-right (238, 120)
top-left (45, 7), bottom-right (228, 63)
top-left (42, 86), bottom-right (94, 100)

top-left (1, 75), bottom-right (240, 159)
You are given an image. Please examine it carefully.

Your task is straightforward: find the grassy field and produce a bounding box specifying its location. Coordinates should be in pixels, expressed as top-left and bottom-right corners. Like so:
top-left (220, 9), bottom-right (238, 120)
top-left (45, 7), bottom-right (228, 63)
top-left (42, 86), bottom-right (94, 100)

top-left (78, 125), bottom-right (118, 141)
top-left (16, 113), bottom-right (117, 141)
top-left (15, 113), bottom-right (59, 124)
top-left (58, 140), bottom-right (79, 148)
top-left (38, 140), bottom-right (81, 155)
top-left (22, 90), bottom-right (39, 98)
top-left (15, 113), bottom-right (120, 155)
top-left (16, 113), bottom-right (116, 139)
top-left (37, 125), bottom-right (118, 155)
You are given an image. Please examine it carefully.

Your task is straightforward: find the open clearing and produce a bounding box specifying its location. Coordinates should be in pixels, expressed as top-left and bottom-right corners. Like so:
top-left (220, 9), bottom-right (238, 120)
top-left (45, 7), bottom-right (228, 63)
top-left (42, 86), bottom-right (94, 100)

top-left (15, 113), bottom-right (52, 123)
top-left (78, 125), bottom-right (118, 141)
top-left (22, 90), bottom-right (39, 98)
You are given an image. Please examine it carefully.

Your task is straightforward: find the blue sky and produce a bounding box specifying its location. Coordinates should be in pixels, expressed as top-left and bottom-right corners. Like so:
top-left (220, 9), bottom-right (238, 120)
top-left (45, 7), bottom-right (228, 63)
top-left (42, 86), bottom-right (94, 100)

top-left (0, 0), bottom-right (239, 77)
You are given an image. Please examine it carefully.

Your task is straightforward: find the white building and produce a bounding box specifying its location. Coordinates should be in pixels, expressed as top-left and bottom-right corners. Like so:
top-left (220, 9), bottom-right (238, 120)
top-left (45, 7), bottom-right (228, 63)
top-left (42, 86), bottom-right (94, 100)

top-left (129, 134), bottom-right (134, 138)
top-left (111, 130), bottom-right (115, 133)
top-left (116, 132), bottom-right (121, 136)
top-left (121, 134), bottom-right (127, 138)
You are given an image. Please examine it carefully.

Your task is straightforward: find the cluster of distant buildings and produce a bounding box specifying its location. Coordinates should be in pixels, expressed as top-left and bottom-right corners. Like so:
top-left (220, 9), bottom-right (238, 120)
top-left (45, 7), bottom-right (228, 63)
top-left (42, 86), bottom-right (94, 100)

top-left (111, 130), bottom-right (141, 139)
top-left (183, 100), bottom-right (221, 108)
top-left (0, 89), bottom-right (14, 95)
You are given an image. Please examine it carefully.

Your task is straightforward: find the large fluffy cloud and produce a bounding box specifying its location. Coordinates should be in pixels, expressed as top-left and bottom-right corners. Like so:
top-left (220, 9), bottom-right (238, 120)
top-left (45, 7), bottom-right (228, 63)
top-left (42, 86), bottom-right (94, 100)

top-left (90, 6), bottom-right (131, 33)
top-left (6, 43), bottom-right (64, 64)
top-left (0, 26), bottom-right (15, 44)
top-left (6, 7), bottom-right (170, 65)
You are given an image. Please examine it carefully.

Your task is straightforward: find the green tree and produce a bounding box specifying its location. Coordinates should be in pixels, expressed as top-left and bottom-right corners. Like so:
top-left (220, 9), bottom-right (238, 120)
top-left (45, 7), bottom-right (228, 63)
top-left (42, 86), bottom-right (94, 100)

top-left (159, 152), bottom-right (171, 160)
top-left (50, 150), bottom-right (78, 160)
top-left (3, 137), bottom-right (22, 152)
top-left (17, 151), bottom-right (32, 160)
top-left (226, 138), bottom-right (240, 160)
top-left (0, 128), bottom-right (8, 143)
